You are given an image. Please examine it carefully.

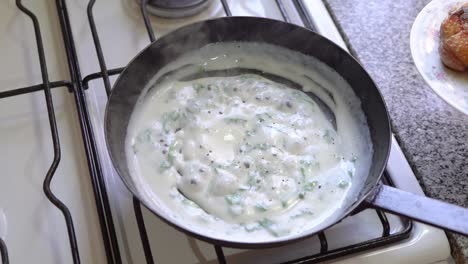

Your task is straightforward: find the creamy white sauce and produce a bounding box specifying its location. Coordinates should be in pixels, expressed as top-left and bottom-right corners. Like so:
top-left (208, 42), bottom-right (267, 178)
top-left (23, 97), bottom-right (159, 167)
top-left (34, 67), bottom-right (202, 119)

top-left (126, 42), bottom-right (373, 242)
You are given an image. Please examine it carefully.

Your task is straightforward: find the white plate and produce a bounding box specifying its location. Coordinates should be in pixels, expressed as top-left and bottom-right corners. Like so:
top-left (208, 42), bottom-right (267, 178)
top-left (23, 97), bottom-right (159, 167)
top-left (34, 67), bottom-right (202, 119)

top-left (410, 0), bottom-right (468, 115)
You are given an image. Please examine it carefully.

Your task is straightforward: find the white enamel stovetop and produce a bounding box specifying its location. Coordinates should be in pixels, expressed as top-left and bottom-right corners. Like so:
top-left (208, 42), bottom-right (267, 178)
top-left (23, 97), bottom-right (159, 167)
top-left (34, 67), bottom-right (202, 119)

top-left (0, 0), bottom-right (452, 263)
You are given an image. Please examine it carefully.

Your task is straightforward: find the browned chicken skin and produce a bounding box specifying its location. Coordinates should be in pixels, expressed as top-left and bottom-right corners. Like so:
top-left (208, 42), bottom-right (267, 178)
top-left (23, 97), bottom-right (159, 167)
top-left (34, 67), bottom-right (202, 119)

top-left (439, 3), bottom-right (468, 71)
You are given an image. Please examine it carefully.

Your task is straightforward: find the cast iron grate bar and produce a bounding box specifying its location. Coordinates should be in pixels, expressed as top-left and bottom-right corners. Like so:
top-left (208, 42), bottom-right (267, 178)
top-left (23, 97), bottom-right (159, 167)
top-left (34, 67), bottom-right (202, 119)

top-left (318, 232), bottom-right (328, 253)
top-left (79, 1), bottom-right (412, 263)
top-left (141, 0), bottom-right (156, 42)
top-left (85, 1), bottom-right (156, 263)
top-left (376, 210), bottom-right (391, 237)
top-left (87, 0), bottom-right (112, 96)
top-left (214, 245), bottom-right (227, 264)
top-left (275, 0), bottom-right (292, 23)
top-left (82, 68), bottom-right (125, 89)
top-left (0, 238), bottom-right (8, 264)
top-left (283, 222), bottom-right (412, 264)
top-left (0, 80), bottom-right (72, 98)
top-left (15, 1), bottom-right (81, 263)
top-left (55, 0), bottom-right (122, 262)
top-left (292, 0), bottom-right (316, 31)
top-left (220, 0), bottom-right (232, 17)
top-left (133, 198), bottom-right (155, 264)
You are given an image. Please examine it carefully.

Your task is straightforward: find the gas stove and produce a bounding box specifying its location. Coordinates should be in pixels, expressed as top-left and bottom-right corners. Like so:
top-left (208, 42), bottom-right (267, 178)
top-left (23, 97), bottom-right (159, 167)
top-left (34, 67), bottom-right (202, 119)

top-left (0, 0), bottom-right (452, 263)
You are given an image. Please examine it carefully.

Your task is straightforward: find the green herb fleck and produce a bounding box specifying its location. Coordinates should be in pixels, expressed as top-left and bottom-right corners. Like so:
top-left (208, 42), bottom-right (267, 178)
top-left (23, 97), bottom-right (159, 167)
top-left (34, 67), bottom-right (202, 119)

top-left (245, 129), bottom-right (257, 137)
top-left (167, 142), bottom-right (177, 163)
top-left (136, 129), bottom-right (153, 143)
top-left (303, 181), bottom-right (318, 191)
top-left (247, 173), bottom-right (257, 186)
top-left (255, 204), bottom-right (268, 212)
top-left (181, 196), bottom-right (200, 208)
top-left (347, 170), bottom-right (353, 178)
top-left (300, 160), bottom-right (320, 172)
top-left (298, 192), bottom-right (305, 199)
top-left (291, 209), bottom-right (314, 219)
top-left (256, 113), bottom-right (272, 123)
top-left (242, 223), bottom-right (262, 232)
top-left (207, 84), bottom-right (218, 91)
top-left (338, 181), bottom-right (349, 189)
top-left (300, 167), bottom-right (306, 178)
top-left (258, 218), bottom-right (274, 228)
top-left (162, 111), bottom-right (183, 133)
top-left (159, 160), bottom-right (172, 172)
top-left (193, 83), bottom-right (204, 93)
top-left (255, 143), bottom-right (271, 150)
top-left (224, 118), bottom-right (248, 125)
top-left (323, 129), bottom-right (334, 144)
top-left (225, 193), bottom-right (242, 205)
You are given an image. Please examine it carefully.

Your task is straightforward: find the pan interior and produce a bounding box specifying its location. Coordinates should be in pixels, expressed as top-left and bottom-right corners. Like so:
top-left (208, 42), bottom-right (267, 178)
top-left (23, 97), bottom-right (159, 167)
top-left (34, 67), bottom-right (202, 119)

top-left (123, 42), bottom-right (374, 244)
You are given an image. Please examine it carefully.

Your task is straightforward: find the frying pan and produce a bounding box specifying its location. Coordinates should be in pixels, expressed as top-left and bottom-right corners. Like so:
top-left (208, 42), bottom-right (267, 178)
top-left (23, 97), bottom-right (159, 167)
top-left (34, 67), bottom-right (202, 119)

top-left (104, 17), bottom-right (468, 247)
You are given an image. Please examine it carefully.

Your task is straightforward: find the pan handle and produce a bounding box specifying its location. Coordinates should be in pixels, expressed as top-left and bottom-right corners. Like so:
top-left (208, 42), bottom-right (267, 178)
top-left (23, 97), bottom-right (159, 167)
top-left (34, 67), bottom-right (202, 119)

top-left (367, 185), bottom-right (468, 236)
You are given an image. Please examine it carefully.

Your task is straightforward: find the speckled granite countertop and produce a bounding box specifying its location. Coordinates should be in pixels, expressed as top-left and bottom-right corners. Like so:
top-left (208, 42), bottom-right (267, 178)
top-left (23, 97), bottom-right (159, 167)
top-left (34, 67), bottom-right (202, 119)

top-left (324, 0), bottom-right (467, 262)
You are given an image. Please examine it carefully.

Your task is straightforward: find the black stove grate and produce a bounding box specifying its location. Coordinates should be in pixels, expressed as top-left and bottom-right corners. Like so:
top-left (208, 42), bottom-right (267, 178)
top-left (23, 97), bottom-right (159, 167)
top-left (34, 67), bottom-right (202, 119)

top-left (0, 1), bottom-right (412, 264)
top-left (0, 238), bottom-right (7, 264)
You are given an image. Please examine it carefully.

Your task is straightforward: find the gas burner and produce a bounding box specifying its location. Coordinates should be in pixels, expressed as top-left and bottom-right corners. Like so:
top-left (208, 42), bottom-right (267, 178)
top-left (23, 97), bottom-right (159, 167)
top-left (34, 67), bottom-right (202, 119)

top-left (145, 0), bottom-right (211, 18)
